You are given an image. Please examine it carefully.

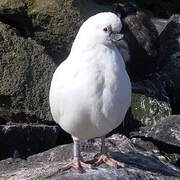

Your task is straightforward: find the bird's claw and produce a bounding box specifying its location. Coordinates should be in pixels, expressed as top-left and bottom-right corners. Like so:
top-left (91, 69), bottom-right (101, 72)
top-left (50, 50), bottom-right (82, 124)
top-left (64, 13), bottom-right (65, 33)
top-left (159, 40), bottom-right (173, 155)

top-left (60, 157), bottom-right (92, 173)
top-left (94, 154), bottom-right (125, 168)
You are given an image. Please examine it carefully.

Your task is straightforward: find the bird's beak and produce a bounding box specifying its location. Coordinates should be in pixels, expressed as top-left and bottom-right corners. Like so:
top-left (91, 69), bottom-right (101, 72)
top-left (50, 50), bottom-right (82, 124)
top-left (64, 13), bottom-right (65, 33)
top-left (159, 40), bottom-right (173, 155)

top-left (109, 32), bottom-right (124, 42)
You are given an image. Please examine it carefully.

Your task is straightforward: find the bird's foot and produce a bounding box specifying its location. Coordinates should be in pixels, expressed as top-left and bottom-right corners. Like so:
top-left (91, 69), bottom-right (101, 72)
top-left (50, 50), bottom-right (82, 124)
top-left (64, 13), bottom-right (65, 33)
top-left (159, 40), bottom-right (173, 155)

top-left (60, 157), bottom-right (92, 173)
top-left (94, 154), bottom-right (125, 168)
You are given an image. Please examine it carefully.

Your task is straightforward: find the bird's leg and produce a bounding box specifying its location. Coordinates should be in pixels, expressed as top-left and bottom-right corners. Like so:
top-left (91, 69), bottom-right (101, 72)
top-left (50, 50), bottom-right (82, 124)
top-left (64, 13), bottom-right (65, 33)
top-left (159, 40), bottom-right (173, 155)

top-left (60, 136), bottom-right (91, 172)
top-left (94, 136), bottom-right (125, 168)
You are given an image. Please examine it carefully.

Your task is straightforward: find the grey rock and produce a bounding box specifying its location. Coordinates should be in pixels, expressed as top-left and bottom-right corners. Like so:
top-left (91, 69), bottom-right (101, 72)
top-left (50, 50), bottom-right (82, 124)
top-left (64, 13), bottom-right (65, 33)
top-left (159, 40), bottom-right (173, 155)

top-left (0, 22), bottom-right (56, 122)
top-left (130, 115), bottom-right (180, 165)
top-left (151, 18), bottom-right (169, 35)
top-left (0, 134), bottom-right (180, 179)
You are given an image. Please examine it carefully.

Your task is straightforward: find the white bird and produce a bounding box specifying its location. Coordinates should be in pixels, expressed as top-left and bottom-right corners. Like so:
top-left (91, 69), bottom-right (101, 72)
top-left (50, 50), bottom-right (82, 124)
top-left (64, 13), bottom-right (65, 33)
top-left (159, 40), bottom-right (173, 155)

top-left (49, 12), bottom-right (131, 172)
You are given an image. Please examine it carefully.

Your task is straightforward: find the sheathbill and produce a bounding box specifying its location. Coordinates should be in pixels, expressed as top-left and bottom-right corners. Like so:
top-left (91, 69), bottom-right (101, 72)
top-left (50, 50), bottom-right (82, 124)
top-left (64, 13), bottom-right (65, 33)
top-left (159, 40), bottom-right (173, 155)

top-left (49, 12), bottom-right (131, 172)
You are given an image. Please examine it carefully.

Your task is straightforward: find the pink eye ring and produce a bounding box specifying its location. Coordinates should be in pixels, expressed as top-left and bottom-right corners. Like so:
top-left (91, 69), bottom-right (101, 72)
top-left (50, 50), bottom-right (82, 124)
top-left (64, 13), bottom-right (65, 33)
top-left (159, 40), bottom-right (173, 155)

top-left (103, 27), bottom-right (108, 32)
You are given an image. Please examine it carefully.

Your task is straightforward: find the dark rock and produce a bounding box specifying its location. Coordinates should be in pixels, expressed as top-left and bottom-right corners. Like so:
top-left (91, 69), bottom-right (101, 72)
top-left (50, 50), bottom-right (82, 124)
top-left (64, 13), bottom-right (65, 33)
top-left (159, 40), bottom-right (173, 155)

top-left (0, 22), bottom-right (56, 123)
top-left (0, 124), bottom-right (64, 161)
top-left (0, 0), bottom-right (34, 37)
top-left (130, 115), bottom-right (180, 165)
top-left (159, 14), bottom-right (180, 61)
top-left (115, 2), bottom-right (160, 80)
top-left (0, 134), bottom-right (180, 179)
top-left (159, 14), bottom-right (180, 113)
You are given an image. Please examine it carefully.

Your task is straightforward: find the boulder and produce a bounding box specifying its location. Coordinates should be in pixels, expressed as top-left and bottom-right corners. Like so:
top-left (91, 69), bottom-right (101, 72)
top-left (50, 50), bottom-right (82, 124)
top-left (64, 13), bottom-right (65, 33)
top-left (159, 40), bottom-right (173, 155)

top-left (0, 134), bottom-right (180, 179)
top-left (0, 124), bottom-right (65, 161)
top-left (130, 115), bottom-right (180, 166)
top-left (0, 0), bottom-right (81, 63)
top-left (27, 0), bottom-right (81, 62)
top-left (0, 22), bottom-right (56, 123)
top-left (159, 14), bottom-right (180, 113)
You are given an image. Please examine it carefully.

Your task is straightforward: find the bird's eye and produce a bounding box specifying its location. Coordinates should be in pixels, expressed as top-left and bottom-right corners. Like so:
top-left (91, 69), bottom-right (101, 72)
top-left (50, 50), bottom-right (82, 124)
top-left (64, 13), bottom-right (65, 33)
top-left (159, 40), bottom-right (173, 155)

top-left (103, 27), bottom-right (108, 32)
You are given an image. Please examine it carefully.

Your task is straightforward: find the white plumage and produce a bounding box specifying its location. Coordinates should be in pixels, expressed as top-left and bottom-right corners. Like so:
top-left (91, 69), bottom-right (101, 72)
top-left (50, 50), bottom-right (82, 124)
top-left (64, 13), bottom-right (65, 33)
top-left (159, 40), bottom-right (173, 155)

top-left (49, 12), bottom-right (131, 141)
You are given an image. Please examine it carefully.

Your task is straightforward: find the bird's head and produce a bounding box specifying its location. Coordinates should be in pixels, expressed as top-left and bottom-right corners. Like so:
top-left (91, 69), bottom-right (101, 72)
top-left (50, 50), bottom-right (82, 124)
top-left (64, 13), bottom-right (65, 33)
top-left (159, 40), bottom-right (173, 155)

top-left (72, 12), bottom-right (124, 50)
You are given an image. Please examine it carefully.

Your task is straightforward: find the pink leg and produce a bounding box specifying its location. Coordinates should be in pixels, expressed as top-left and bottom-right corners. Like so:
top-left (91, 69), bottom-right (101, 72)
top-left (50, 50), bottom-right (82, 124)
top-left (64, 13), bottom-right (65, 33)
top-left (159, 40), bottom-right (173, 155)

top-left (94, 136), bottom-right (125, 168)
top-left (60, 136), bottom-right (92, 172)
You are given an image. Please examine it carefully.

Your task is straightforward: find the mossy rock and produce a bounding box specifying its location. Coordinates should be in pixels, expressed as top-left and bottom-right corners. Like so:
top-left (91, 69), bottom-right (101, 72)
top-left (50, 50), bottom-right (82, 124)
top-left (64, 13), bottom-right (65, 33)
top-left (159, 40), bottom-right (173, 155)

top-left (27, 0), bottom-right (82, 63)
top-left (0, 22), bottom-right (56, 123)
top-left (131, 93), bottom-right (171, 126)
top-left (0, 0), bottom-right (82, 63)
top-left (0, 0), bottom-right (83, 123)
top-left (130, 73), bottom-right (172, 126)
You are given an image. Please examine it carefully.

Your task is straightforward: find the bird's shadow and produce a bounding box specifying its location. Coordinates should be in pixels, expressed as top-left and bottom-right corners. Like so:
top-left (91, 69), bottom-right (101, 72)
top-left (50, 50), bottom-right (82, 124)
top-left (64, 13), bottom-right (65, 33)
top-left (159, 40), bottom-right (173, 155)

top-left (107, 151), bottom-right (180, 177)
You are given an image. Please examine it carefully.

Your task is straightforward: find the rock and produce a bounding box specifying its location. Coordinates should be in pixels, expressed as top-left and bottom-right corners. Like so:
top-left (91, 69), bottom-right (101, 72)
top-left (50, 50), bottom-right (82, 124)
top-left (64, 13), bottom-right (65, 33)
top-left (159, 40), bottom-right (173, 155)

top-left (161, 51), bottom-right (180, 114)
top-left (0, 0), bottom-right (81, 63)
top-left (151, 18), bottom-right (169, 35)
top-left (129, 73), bottom-right (172, 127)
top-left (114, 2), bottom-right (160, 80)
top-left (159, 14), bottom-right (180, 114)
top-left (159, 14), bottom-right (180, 60)
top-left (130, 115), bottom-right (180, 166)
top-left (0, 0), bottom-right (33, 37)
top-left (0, 134), bottom-right (180, 179)
top-left (0, 124), bottom-right (67, 161)
top-left (28, 0), bottom-right (81, 62)
top-left (0, 22), bottom-right (56, 123)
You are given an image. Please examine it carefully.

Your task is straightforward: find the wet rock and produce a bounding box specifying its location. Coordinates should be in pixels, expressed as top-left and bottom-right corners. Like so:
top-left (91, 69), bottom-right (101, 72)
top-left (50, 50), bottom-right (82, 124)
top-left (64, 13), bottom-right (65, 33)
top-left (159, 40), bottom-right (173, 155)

top-left (130, 115), bottom-right (180, 166)
top-left (0, 22), bottom-right (56, 123)
top-left (0, 124), bottom-right (65, 161)
top-left (0, 134), bottom-right (180, 179)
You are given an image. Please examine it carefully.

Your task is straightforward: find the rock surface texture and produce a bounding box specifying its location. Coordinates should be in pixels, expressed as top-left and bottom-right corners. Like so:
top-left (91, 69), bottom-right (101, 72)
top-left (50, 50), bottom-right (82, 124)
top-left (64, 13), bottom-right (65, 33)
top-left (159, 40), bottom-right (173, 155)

top-left (130, 115), bottom-right (180, 166)
top-left (0, 124), bottom-right (66, 161)
top-left (0, 22), bottom-right (56, 123)
top-left (0, 0), bottom-right (82, 124)
top-left (0, 134), bottom-right (180, 180)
